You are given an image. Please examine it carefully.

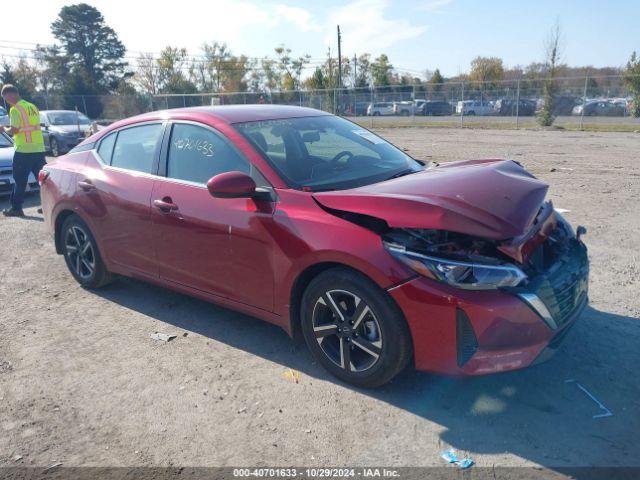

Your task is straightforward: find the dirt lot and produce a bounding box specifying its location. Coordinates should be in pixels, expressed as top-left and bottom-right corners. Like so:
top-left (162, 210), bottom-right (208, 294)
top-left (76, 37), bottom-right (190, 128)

top-left (1, 128), bottom-right (639, 474)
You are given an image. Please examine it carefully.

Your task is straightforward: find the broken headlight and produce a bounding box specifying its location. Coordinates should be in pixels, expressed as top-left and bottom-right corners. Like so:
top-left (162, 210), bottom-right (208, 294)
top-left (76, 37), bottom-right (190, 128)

top-left (384, 242), bottom-right (527, 290)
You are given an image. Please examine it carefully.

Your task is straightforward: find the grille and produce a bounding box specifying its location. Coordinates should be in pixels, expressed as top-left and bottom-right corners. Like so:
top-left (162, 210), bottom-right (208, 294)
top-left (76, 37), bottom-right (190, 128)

top-left (530, 239), bottom-right (589, 328)
top-left (0, 168), bottom-right (12, 175)
top-left (456, 308), bottom-right (478, 367)
top-left (537, 274), bottom-right (587, 328)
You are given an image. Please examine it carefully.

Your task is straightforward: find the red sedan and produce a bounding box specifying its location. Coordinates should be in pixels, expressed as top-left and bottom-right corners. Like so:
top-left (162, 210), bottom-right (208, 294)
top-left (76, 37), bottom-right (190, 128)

top-left (39, 106), bottom-right (589, 387)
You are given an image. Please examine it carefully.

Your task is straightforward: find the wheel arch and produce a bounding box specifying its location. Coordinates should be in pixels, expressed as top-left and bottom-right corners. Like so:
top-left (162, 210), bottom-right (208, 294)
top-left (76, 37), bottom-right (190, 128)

top-left (287, 261), bottom-right (409, 346)
top-left (54, 209), bottom-right (77, 254)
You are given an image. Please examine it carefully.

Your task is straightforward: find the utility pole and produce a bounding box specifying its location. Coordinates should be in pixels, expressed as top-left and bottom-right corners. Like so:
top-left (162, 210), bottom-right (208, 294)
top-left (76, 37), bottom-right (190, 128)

top-left (337, 25), bottom-right (342, 88)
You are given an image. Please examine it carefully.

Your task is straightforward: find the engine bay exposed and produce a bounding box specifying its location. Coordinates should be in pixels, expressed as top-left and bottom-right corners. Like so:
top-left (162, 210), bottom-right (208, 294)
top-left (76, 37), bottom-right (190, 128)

top-left (382, 228), bottom-right (510, 266)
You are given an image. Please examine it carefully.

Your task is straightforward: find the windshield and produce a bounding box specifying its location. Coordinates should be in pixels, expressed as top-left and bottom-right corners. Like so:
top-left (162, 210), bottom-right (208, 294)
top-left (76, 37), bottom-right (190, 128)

top-left (0, 132), bottom-right (12, 148)
top-left (46, 112), bottom-right (90, 126)
top-left (234, 115), bottom-right (422, 191)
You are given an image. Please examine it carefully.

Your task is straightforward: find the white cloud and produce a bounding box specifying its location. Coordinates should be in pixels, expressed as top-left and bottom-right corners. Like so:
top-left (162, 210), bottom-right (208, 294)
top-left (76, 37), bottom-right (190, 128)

top-left (274, 5), bottom-right (321, 32)
top-left (327, 0), bottom-right (427, 54)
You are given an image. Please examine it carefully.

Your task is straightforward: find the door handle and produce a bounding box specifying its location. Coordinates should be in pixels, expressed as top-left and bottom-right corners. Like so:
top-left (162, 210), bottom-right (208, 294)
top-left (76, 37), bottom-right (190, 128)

top-left (153, 198), bottom-right (178, 212)
top-left (78, 179), bottom-right (95, 191)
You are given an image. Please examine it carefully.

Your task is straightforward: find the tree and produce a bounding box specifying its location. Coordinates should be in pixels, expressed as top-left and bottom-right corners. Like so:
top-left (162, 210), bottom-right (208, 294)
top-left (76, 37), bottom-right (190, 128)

top-left (353, 54), bottom-right (371, 88)
top-left (50, 3), bottom-right (128, 92)
top-left (274, 45), bottom-right (310, 91)
top-left (429, 69), bottom-right (444, 85)
top-left (134, 53), bottom-right (161, 95)
top-left (305, 67), bottom-right (327, 90)
top-left (469, 56), bottom-right (504, 86)
top-left (537, 21), bottom-right (563, 127)
top-left (155, 47), bottom-right (197, 94)
top-left (191, 42), bottom-right (250, 93)
top-left (427, 68), bottom-right (445, 95)
top-left (623, 51), bottom-right (640, 117)
top-left (370, 54), bottom-right (393, 86)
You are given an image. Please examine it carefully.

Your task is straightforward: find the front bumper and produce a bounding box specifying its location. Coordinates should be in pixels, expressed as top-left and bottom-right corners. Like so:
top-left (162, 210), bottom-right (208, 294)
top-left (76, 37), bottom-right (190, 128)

top-left (389, 239), bottom-right (589, 376)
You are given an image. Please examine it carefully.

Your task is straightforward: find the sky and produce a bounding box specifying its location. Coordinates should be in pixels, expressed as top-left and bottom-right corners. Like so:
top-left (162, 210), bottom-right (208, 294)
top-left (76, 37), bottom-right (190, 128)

top-left (0, 0), bottom-right (638, 77)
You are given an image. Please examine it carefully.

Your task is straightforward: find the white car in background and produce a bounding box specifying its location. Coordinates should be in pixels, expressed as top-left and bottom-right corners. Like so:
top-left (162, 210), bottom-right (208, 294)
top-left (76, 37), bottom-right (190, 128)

top-left (0, 106), bottom-right (9, 126)
top-left (392, 100), bottom-right (425, 116)
top-left (456, 100), bottom-right (493, 116)
top-left (366, 102), bottom-right (395, 116)
top-left (0, 131), bottom-right (39, 197)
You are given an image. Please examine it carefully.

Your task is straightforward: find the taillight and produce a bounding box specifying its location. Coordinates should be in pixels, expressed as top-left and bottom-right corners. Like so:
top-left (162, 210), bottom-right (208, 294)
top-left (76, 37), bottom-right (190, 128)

top-left (38, 169), bottom-right (50, 185)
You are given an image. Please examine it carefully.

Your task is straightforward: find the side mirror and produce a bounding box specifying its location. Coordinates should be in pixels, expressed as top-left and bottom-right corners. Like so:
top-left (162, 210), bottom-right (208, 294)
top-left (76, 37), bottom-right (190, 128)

top-left (206, 171), bottom-right (257, 199)
top-left (40, 123), bottom-right (47, 128)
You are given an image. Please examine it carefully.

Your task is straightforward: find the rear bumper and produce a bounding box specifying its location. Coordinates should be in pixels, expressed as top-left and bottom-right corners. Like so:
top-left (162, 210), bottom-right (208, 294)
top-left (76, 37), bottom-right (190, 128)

top-left (389, 241), bottom-right (589, 376)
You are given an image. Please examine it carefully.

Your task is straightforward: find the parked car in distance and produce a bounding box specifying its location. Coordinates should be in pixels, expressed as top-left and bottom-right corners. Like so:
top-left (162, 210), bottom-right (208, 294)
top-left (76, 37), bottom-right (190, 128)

top-left (0, 131), bottom-right (38, 196)
top-left (344, 102), bottom-right (370, 116)
top-left (456, 100), bottom-right (493, 115)
top-left (367, 102), bottom-right (394, 116)
top-left (392, 101), bottom-right (418, 116)
top-left (40, 110), bottom-right (92, 156)
top-left (40, 105), bottom-right (589, 387)
top-left (536, 95), bottom-right (579, 116)
top-left (493, 99), bottom-right (537, 116)
top-left (572, 100), bottom-right (626, 116)
top-left (423, 101), bottom-right (453, 116)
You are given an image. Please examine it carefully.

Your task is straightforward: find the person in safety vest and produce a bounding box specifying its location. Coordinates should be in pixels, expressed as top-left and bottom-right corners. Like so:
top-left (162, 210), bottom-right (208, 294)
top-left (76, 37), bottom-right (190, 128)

top-left (0, 84), bottom-right (46, 217)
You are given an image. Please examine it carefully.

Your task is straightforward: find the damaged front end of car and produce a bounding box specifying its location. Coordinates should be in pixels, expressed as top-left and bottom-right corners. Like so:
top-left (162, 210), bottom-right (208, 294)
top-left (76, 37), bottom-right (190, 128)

top-left (379, 200), bottom-right (589, 373)
top-left (382, 201), bottom-right (589, 329)
top-left (312, 160), bottom-right (590, 374)
top-left (382, 202), bottom-right (589, 330)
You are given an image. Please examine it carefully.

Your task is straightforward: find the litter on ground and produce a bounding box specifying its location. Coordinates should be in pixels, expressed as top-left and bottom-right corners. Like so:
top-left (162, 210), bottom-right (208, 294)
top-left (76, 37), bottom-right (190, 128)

top-left (283, 368), bottom-right (301, 383)
top-left (150, 332), bottom-right (177, 342)
top-left (440, 449), bottom-right (474, 469)
top-left (565, 379), bottom-right (613, 418)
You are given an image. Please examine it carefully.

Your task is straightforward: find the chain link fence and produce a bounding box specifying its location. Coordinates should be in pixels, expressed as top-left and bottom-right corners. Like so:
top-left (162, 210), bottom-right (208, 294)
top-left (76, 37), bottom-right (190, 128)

top-left (9, 75), bottom-right (638, 131)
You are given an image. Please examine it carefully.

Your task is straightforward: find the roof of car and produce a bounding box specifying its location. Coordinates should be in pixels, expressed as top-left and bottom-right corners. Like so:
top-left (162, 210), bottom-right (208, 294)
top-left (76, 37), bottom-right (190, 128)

top-left (113, 105), bottom-right (331, 128)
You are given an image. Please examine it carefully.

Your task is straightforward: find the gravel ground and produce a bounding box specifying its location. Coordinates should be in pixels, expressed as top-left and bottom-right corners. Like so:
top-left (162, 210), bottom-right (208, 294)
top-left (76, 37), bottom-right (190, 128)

top-left (1, 128), bottom-right (639, 475)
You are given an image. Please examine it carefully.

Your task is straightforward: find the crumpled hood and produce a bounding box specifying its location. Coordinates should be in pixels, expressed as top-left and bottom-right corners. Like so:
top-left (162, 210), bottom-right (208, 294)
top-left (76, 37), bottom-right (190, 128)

top-left (313, 159), bottom-right (548, 240)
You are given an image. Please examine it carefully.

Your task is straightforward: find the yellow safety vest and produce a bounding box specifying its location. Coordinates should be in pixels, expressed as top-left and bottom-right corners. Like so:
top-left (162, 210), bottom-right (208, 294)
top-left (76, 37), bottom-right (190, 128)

top-left (9, 99), bottom-right (45, 153)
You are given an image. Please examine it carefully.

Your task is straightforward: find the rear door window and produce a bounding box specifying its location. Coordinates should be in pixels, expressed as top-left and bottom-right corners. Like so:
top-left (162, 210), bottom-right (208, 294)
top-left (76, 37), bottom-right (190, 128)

top-left (110, 124), bottom-right (163, 174)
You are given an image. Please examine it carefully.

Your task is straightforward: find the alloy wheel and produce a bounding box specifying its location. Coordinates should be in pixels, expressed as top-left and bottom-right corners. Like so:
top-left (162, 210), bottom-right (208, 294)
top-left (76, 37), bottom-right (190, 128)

top-left (64, 225), bottom-right (95, 280)
top-left (50, 138), bottom-right (59, 157)
top-left (312, 289), bottom-right (383, 373)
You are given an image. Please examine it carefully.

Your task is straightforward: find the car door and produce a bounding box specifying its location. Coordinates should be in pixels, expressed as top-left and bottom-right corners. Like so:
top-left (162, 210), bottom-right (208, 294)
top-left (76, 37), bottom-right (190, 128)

top-left (151, 121), bottom-right (276, 312)
top-left (75, 122), bottom-right (165, 276)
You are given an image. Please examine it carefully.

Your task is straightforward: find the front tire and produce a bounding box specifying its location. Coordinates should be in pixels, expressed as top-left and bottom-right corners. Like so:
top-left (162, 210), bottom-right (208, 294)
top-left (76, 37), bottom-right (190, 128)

top-left (61, 215), bottom-right (113, 288)
top-left (50, 137), bottom-right (60, 157)
top-left (301, 268), bottom-right (413, 388)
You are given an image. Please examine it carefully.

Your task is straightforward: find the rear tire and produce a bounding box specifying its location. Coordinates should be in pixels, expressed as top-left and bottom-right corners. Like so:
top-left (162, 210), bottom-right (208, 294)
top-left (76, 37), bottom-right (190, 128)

top-left (300, 268), bottom-right (413, 388)
top-left (61, 214), bottom-right (114, 289)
